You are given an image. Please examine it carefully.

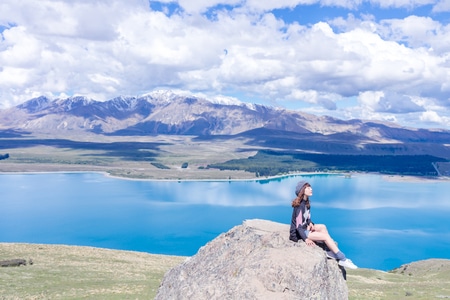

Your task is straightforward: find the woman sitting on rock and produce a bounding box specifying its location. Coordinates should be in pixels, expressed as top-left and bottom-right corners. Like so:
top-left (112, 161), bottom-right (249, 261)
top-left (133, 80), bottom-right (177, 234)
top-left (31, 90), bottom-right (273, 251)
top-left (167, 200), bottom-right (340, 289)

top-left (289, 180), bottom-right (358, 269)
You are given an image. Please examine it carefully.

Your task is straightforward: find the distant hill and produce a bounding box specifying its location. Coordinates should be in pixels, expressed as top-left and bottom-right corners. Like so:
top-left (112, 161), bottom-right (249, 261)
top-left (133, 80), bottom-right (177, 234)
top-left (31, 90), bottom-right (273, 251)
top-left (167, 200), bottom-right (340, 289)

top-left (1, 91), bottom-right (450, 177)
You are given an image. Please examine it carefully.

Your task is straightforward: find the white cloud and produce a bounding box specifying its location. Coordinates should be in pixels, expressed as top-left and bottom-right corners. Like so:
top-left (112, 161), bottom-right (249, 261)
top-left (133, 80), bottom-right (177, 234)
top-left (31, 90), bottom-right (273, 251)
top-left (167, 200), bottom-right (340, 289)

top-left (244, 0), bottom-right (319, 11)
top-left (379, 16), bottom-right (450, 54)
top-left (371, 0), bottom-right (436, 9)
top-left (358, 90), bottom-right (424, 113)
top-left (432, 0), bottom-right (450, 12)
top-left (151, 0), bottom-right (444, 13)
top-left (420, 110), bottom-right (443, 123)
top-left (0, 0), bottom-right (449, 128)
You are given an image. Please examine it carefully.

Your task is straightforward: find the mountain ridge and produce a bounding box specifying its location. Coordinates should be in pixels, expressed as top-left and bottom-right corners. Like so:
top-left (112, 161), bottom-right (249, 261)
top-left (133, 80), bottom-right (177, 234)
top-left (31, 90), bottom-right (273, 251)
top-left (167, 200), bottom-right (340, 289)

top-left (2, 91), bottom-right (450, 170)
top-left (2, 91), bottom-right (449, 138)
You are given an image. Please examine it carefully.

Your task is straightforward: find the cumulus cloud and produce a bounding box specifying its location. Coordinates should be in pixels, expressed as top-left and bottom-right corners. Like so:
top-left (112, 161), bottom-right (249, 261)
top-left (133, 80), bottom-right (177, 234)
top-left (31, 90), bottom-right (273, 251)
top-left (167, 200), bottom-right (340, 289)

top-left (359, 91), bottom-right (425, 113)
top-left (420, 110), bottom-right (444, 123)
top-left (379, 15), bottom-right (450, 53)
top-left (0, 0), bottom-right (449, 128)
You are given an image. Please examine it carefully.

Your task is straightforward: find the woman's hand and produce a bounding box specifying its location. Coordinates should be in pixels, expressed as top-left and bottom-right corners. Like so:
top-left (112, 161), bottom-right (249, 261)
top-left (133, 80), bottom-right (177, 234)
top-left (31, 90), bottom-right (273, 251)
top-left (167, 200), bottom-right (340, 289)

top-left (305, 238), bottom-right (315, 246)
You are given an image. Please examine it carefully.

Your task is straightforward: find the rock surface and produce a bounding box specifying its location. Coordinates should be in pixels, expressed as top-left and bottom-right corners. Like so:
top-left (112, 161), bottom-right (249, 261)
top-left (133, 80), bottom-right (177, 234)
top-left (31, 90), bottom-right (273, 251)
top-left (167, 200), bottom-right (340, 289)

top-left (0, 258), bottom-right (28, 267)
top-left (155, 219), bottom-right (348, 300)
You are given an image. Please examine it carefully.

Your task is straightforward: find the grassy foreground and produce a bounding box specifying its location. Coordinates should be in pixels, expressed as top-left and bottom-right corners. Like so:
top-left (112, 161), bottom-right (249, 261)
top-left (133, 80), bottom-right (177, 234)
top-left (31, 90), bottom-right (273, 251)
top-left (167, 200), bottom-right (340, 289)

top-left (347, 259), bottom-right (450, 299)
top-left (1, 243), bottom-right (450, 299)
top-left (0, 243), bottom-right (185, 300)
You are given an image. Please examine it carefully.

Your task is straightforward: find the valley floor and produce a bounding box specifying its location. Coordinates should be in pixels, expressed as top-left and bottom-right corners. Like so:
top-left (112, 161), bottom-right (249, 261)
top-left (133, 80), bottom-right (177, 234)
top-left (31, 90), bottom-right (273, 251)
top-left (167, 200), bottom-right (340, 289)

top-left (1, 133), bottom-right (448, 182)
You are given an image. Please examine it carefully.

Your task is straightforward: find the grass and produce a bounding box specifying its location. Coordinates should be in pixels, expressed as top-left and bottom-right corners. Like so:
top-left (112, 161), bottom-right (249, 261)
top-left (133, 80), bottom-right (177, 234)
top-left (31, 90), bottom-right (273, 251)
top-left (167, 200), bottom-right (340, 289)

top-left (2, 244), bottom-right (449, 299)
top-left (0, 243), bottom-right (185, 300)
top-left (347, 259), bottom-right (450, 299)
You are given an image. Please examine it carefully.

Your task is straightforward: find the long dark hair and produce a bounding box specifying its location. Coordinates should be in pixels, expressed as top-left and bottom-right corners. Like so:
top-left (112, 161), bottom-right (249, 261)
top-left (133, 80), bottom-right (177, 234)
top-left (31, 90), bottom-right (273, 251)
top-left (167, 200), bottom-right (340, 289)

top-left (291, 182), bottom-right (311, 209)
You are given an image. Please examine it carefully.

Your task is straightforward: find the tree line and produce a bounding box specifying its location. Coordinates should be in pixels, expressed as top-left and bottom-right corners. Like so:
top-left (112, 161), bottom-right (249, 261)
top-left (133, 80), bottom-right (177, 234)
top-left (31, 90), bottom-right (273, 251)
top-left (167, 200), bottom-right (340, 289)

top-left (207, 150), bottom-right (447, 177)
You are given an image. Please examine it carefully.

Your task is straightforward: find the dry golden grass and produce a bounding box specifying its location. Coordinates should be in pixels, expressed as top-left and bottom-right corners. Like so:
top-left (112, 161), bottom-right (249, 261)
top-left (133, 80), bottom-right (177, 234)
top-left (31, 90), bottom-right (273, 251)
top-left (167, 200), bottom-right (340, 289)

top-left (347, 259), bottom-right (450, 299)
top-left (2, 244), bottom-right (450, 299)
top-left (0, 243), bottom-right (185, 300)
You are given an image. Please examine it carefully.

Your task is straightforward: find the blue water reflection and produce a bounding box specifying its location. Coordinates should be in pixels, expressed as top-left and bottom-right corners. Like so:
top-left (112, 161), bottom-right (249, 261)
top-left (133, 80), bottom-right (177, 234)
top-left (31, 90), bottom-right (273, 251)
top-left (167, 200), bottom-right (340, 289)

top-left (1, 172), bottom-right (449, 271)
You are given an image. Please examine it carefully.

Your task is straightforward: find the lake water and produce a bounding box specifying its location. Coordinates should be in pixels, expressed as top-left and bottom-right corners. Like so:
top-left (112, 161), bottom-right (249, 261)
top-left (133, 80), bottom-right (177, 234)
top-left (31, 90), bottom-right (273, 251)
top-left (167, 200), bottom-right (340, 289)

top-left (1, 172), bottom-right (449, 271)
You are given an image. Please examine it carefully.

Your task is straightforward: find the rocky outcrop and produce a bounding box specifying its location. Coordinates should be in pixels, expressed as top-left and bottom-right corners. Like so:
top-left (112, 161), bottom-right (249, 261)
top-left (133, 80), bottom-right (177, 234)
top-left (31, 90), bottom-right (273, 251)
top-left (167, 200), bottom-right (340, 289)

top-left (155, 219), bottom-right (348, 300)
top-left (0, 258), bottom-right (32, 267)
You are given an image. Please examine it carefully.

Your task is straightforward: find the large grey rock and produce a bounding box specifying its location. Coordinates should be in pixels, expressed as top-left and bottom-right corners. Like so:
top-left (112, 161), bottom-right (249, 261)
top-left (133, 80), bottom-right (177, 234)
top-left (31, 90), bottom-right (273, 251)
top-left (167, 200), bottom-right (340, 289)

top-left (155, 219), bottom-right (348, 300)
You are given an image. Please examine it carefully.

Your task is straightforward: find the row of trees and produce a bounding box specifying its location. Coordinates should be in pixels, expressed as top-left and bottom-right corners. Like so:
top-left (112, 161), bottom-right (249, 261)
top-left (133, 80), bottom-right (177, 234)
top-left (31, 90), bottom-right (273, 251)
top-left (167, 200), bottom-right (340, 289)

top-left (151, 162), bottom-right (189, 169)
top-left (207, 150), bottom-right (447, 177)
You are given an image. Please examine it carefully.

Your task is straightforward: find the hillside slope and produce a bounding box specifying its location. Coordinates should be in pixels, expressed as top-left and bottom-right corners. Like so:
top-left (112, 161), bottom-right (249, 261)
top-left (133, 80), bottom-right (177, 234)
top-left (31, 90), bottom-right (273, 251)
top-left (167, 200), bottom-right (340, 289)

top-left (1, 243), bottom-right (449, 300)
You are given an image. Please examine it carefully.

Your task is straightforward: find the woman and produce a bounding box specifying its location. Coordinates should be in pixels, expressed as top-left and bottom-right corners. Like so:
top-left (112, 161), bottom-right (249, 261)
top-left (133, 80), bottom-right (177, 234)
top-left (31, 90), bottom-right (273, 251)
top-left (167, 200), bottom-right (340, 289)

top-left (289, 180), bottom-right (358, 269)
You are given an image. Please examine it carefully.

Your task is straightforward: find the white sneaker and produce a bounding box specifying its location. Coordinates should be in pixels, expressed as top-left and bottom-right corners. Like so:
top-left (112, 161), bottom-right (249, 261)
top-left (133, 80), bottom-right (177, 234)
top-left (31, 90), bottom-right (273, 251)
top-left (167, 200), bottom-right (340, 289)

top-left (338, 259), bottom-right (358, 269)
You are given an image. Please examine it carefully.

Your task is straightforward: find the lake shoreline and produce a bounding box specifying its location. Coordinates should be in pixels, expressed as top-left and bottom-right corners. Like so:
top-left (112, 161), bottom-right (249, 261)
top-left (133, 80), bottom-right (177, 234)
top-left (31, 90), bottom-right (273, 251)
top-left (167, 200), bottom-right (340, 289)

top-left (1, 167), bottom-right (448, 183)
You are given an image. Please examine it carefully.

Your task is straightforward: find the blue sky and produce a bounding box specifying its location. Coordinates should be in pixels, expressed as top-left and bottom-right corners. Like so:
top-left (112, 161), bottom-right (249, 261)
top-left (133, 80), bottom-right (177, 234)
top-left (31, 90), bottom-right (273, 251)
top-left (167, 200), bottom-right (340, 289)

top-left (1, 0), bottom-right (450, 129)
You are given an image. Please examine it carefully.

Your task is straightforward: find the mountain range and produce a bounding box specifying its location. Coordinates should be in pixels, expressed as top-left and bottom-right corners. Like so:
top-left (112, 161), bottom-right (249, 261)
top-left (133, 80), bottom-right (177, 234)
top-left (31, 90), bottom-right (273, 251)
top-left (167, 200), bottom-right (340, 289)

top-left (1, 90), bottom-right (450, 164)
top-left (2, 90), bottom-right (360, 136)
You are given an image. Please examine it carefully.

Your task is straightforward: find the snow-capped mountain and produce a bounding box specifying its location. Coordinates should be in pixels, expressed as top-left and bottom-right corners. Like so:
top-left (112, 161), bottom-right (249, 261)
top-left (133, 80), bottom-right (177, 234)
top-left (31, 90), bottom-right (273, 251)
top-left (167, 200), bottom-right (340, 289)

top-left (1, 92), bottom-right (314, 135)
top-left (1, 91), bottom-right (450, 158)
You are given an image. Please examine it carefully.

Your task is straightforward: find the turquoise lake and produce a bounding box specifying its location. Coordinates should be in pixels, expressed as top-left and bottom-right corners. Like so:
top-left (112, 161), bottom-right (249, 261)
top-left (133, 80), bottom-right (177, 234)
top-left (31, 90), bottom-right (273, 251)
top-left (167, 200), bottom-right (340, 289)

top-left (1, 172), bottom-right (449, 271)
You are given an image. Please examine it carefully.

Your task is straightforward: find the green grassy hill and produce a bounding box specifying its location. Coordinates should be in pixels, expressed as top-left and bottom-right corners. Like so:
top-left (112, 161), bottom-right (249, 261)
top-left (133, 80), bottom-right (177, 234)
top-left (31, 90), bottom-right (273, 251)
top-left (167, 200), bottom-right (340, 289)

top-left (347, 259), bottom-right (450, 299)
top-left (1, 243), bottom-right (449, 299)
top-left (0, 243), bottom-right (185, 299)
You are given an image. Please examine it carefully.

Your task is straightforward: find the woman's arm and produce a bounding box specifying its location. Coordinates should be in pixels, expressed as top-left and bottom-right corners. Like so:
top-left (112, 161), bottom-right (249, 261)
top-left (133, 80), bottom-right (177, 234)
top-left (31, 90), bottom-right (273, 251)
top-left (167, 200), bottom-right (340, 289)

top-left (296, 202), bottom-right (309, 241)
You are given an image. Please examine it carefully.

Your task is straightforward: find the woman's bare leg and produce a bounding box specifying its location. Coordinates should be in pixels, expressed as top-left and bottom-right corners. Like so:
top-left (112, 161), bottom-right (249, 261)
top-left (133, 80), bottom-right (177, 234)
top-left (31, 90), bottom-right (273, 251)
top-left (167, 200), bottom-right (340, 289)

top-left (307, 230), bottom-right (339, 253)
top-left (308, 224), bottom-right (357, 268)
top-left (313, 224), bottom-right (328, 234)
